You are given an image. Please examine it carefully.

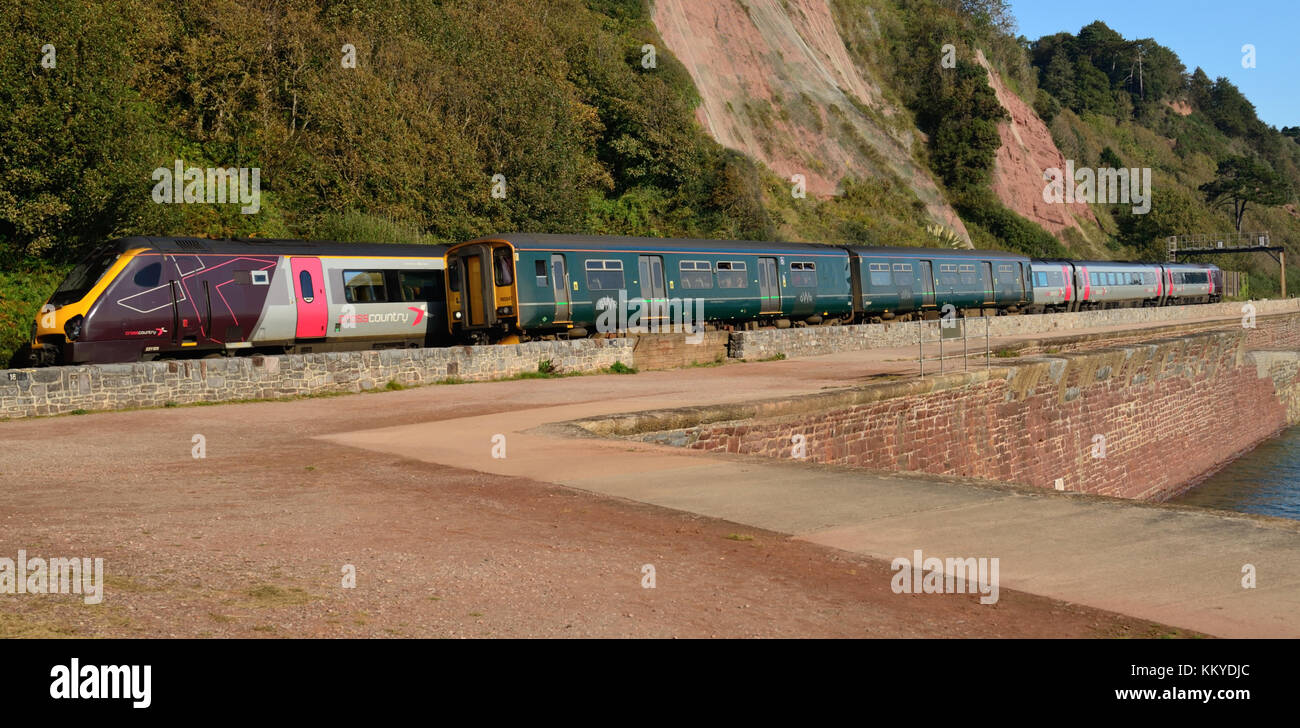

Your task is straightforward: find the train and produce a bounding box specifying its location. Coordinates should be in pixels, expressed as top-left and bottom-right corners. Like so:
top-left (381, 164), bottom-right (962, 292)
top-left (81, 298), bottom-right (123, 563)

top-left (23, 234), bottom-right (1222, 366)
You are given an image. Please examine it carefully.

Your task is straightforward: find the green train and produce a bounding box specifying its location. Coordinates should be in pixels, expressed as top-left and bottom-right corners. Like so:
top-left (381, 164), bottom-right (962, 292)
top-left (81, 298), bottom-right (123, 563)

top-left (444, 234), bottom-right (1034, 342)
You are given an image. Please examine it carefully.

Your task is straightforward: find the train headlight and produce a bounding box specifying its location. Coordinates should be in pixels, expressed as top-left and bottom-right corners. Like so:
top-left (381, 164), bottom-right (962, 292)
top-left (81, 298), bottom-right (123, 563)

top-left (496, 306), bottom-right (513, 316)
top-left (453, 310), bottom-right (463, 320)
top-left (64, 315), bottom-right (83, 341)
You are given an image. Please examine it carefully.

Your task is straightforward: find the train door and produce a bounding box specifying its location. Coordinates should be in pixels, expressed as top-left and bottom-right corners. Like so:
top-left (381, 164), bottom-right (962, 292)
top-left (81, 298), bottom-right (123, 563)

top-left (1075, 265), bottom-right (1090, 311)
top-left (981, 262), bottom-right (995, 305)
top-left (758, 257), bottom-right (781, 314)
top-left (919, 261), bottom-right (936, 308)
top-left (464, 254), bottom-right (486, 326)
top-left (893, 262), bottom-right (914, 313)
top-left (551, 254), bottom-right (572, 323)
top-left (291, 257), bottom-right (328, 338)
top-left (638, 255), bottom-right (667, 327)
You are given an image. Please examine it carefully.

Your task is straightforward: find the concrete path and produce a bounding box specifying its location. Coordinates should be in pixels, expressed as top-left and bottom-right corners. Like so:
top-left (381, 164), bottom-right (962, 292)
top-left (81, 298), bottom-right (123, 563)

top-left (319, 322), bottom-right (1300, 637)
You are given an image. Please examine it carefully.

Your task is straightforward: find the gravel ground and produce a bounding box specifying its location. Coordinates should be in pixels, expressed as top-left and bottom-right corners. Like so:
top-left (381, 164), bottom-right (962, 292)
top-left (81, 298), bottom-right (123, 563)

top-left (0, 372), bottom-right (1194, 638)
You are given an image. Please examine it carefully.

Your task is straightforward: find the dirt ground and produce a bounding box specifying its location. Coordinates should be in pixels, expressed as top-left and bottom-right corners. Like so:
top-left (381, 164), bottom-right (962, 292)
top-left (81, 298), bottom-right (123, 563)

top-left (0, 370), bottom-right (1195, 639)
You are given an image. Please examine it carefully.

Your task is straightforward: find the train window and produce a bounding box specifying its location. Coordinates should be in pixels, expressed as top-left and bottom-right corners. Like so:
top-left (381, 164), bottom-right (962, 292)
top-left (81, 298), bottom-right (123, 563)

top-left (867, 262), bottom-right (892, 287)
top-left (937, 263), bottom-right (958, 286)
top-left (891, 263), bottom-right (912, 286)
top-left (299, 270), bottom-right (314, 302)
top-left (448, 259), bottom-right (462, 292)
top-left (995, 264), bottom-right (1018, 284)
top-left (716, 261), bottom-right (747, 289)
top-left (958, 264), bottom-right (977, 285)
top-left (251, 270), bottom-right (269, 285)
top-left (1048, 271), bottom-right (1063, 286)
top-left (343, 270), bottom-right (388, 303)
top-left (584, 259), bottom-right (625, 290)
top-left (679, 261), bottom-right (713, 290)
top-left (398, 270), bottom-right (440, 302)
top-left (1033, 271), bottom-right (1047, 287)
top-left (49, 248), bottom-right (119, 306)
top-left (1089, 272), bottom-right (1099, 285)
top-left (535, 259), bottom-right (547, 286)
top-left (133, 262), bottom-right (162, 287)
top-left (493, 248), bottom-right (514, 287)
top-left (790, 261), bottom-right (817, 287)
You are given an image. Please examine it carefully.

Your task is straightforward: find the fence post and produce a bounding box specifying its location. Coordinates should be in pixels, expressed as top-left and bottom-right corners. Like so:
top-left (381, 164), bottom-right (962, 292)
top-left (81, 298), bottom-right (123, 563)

top-left (918, 318), bottom-right (924, 378)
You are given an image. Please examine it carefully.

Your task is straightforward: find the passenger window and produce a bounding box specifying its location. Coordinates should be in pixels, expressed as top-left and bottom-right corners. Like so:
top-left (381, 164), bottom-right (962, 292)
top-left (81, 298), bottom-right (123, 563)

top-left (342, 270), bottom-right (387, 303)
top-left (398, 270), bottom-right (440, 301)
top-left (790, 262), bottom-right (817, 287)
top-left (584, 260), bottom-right (625, 290)
top-left (716, 261), bottom-right (747, 289)
top-left (679, 261), bottom-right (713, 290)
top-left (133, 262), bottom-right (162, 287)
top-left (868, 263), bottom-right (892, 287)
top-left (535, 259), bottom-right (547, 286)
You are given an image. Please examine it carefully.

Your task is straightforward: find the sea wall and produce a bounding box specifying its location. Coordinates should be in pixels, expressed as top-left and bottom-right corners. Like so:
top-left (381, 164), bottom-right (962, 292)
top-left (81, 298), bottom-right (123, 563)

top-left (615, 322), bottom-right (1300, 501)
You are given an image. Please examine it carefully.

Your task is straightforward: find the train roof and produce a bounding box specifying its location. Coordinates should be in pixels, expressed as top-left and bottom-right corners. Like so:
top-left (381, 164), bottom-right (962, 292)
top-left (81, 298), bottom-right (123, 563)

top-left (845, 245), bottom-right (1029, 260)
top-left (472, 233), bottom-right (847, 255)
top-left (473, 234), bottom-right (1040, 260)
top-left (105, 236), bottom-right (449, 258)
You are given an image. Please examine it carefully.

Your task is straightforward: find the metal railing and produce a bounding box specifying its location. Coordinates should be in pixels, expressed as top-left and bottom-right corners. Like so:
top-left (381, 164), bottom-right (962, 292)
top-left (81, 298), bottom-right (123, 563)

top-left (917, 315), bottom-right (991, 377)
top-left (1167, 231), bottom-right (1272, 260)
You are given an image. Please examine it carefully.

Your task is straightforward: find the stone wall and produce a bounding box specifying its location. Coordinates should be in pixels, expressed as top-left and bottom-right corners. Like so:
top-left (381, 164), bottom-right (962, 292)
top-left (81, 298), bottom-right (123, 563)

top-left (0, 338), bottom-right (634, 419)
top-left (632, 331), bottom-right (730, 370)
top-left (618, 321), bottom-right (1300, 502)
top-left (728, 299), bottom-right (1300, 360)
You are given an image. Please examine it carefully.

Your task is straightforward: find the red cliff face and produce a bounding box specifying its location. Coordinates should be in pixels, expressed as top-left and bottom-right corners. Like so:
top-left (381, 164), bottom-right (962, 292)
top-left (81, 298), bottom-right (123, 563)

top-left (651, 2), bottom-right (1096, 245)
top-left (976, 51), bottom-right (1097, 236)
top-left (651, 0), bottom-right (972, 243)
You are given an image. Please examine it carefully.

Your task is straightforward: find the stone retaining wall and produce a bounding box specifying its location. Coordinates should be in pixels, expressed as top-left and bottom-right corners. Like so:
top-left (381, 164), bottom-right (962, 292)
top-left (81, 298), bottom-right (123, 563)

top-left (728, 299), bottom-right (1300, 360)
top-left (605, 320), bottom-right (1300, 502)
top-left (0, 338), bottom-right (634, 419)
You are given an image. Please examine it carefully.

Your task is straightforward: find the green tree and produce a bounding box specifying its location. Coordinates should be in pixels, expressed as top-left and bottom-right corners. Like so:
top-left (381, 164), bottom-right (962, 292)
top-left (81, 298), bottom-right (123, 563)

top-left (1199, 156), bottom-right (1292, 232)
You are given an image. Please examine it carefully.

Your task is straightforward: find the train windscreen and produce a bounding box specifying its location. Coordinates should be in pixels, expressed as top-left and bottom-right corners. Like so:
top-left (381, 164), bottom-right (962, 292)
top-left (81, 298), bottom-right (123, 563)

top-left (48, 249), bottom-right (120, 307)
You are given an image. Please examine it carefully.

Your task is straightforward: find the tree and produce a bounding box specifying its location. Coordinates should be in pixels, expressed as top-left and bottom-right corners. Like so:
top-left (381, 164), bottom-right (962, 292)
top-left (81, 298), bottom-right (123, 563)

top-left (1199, 156), bottom-right (1292, 232)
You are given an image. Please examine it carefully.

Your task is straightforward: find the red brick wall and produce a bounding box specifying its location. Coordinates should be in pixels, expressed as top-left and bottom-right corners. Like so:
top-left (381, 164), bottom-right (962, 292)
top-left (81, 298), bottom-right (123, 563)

top-left (680, 326), bottom-right (1300, 501)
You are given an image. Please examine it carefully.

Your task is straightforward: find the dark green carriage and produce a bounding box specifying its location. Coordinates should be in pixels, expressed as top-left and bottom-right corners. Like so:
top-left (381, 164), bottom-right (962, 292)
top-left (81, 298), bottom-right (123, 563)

top-left (500, 234), bottom-right (854, 336)
top-left (846, 246), bottom-right (1032, 319)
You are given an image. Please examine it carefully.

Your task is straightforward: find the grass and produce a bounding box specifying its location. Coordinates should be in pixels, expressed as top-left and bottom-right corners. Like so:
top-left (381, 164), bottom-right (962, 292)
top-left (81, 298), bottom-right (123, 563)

top-left (384, 379), bottom-right (406, 391)
top-left (725, 533), bottom-right (754, 542)
top-left (605, 361), bottom-right (636, 374)
top-left (993, 348), bottom-right (1020, 358)
top-left (244, 584), bottom-right (314, 607)
top-left (0, 612), bottom-right (83, 638)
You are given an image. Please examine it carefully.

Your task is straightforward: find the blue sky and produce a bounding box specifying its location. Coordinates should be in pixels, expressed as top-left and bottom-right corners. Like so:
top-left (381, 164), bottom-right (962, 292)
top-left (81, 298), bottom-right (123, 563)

top-left (1008, 0), bottom-right (1298, 128)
